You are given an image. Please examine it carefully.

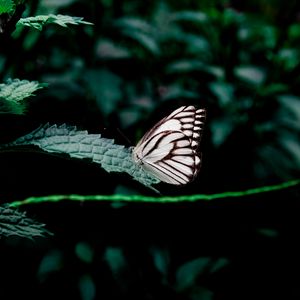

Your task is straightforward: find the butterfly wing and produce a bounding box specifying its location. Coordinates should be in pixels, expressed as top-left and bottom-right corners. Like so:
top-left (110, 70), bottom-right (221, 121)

top-left (133, 106), bottom-right (206, 185)
top-left (138, 130), bottom-right (201, 184)
top-left (135, 106), bottom-right (206, 150)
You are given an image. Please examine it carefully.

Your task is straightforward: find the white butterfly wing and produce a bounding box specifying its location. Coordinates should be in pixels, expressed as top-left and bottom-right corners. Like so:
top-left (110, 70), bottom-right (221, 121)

top-left (133, 106), bottom-right (206, 185)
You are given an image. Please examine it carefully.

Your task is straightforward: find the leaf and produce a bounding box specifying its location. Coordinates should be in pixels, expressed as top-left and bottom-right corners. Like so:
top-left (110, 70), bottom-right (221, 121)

top-left (277, 94), bottom-right (300, 128)
top-left (176, 257), bottom-right (229, 292)
top-left (234, 65), bottom-right (266, 86)
top-left (0, 205), bottom-right (51, 238)
top-left (204, 66), bottom-right (225, 79)
top-left (166, 59), bottom-right (204, 74)
top-left (160, 84), bottom-right (199, 101)
top-left (171, 11), bottom-right (208, 23)
top-left (277, 48), bottom-right (299, 71)
top-left (210, 258), bottom-right (229, 273)
top-left (75, 242), bottom-right (94, 264)
top-left (258, 83), bottom-right (288, 97)
top-left (280, 134), bottom-right (300, 167)
top-left (150, 246), bottom-right (169, 276)
top-left (37, 250), bottom-right (63, 280)
top-left (84, 69), bottom-right (122, 116)
top-left (16, 14), bottom-right (93, 31)
top-left (0, 79), bottom-right (46, 114)
top-left (257, 228), bottom-right (279, 238)
top-left (209, 81), bottom-right (234, 107)
top-left (280, 95), bottom-right (300, 117)
top-left (222, 7), bottom-right (245, 25)
top-left (2, 124), bottom-right (160, 190)
top-left (104, 247), bottom-right (126, 274)
top-left (238, 20), bottom-right (277, 49)
top-left (120, 29), bottom-right (160, 55)
top-left (210, 118), bottom-right (234, 147)
top-left (288, 23), bottom-right (300, 40)
top-left (187, 287), bottom-right (213, 300)
top-left (176, 257), bottom-right (211, 291)
top-left (95, 39), bottom-right (131, 59)
top-left (0, 0), bottom-right (14, 14)
top-left (0, 97), bottom-right (25, 114)
top-left (79, 274), bottom-right (96, 300)
top-left (183, 34), bottom-right (210, 55)
top-left (114, 17), bottom-right (160, 55)
top-left (119, 108), bottom-right (144, 128)
top-left (114, 17), bottom-right (154, 34)
top-left (0, 78), bottom-right (46, 102)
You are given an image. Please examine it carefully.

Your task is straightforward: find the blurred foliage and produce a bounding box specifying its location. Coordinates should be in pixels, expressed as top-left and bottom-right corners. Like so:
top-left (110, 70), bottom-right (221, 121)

top-left (1, 0), bottom-right (300, 299)
top-left (0, 205), bottom-right (51, 238)
top-left (0, 0), bottom-right (15, 14)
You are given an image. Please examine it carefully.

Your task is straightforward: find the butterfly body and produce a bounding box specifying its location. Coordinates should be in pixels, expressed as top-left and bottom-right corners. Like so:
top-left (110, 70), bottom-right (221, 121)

top-left (132, 106), bottom-right (206, 185)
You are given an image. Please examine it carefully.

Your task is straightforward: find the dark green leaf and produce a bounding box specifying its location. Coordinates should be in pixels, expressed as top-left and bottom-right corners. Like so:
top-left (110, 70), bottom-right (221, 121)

top-left (0, 205), bottom-right (51, 238)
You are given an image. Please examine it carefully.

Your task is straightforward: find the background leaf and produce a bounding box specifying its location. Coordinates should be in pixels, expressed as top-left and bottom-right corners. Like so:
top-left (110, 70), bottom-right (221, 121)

top-left (0, 205), bottom-right (51, 238)
top-left (0, 0), bottom-right (14, 14)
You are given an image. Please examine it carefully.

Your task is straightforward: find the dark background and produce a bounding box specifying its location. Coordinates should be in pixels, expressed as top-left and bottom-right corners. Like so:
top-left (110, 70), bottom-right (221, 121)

top-left (0, 0), bottom-right (300, 299)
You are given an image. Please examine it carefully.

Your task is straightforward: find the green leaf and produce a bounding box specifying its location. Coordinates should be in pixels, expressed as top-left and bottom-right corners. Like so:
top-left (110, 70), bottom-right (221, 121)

top-left (166, 59), bottom-right (204, 74)
top-left (234, 65), bottom-right (266, 86)
top-left (0, 205), bottom-right (51, 238)
top-left (0, 79), bottom-right (46, 114)
top-left (79, 274), bottom-right (96, 300)
top-left (222, 7), bottom-right (245, 25)
top-left (121, 29), bottom-right (160, 55)
top-left (0, 78), bottom-right (46, 102)
top-left (114, 17), bottom-right (160, 55)
top-left (209, 81), bottom-right (234, 107)
top-left (204, 66), bottom-right (225, 79)
top-left (276, 48), bottom-right (300, 71)
top-left (84, 69), bottom-right (122, 116)
top-left (3, 124), bottom-right (160, 190)
top-left (119, 108), bottom-right (144, 128)
top-left (37, 250), bottom-right (63, 280)
top-left (210, 118), bottom-right (234, 147)
top-left (280, 134), bottom-right (300, 167)
top-left (257, 228), bottom-right (279, 238)
top-left (75, 242), bottom-right (94, 264)
top-left (171, 11), bottom-right (208, 23)
top-left (210, 258), bottom-right (229, 273)
top-left (16, 14), bottom-right (93, 31)
top-left (95, 39), bottom-right (131, 59)
top-left (183, 34), bottom-right (210, 55)
top-left (187, 287), bottom-right (213, 300)
top-left (288, 23), bottom-right (300, 40)
top-left (150, 246), bottom-right (169, 276)
top-left (0, 0), bottom-right (14, 14)
top-left (161, 84), bottom-right (199, 100)
top-left (176, 257), bottom-right (229, 292)
top-left (104, 247), bottom-right (126, 274)
top-left (278, 94), bottom-right (300, 125)
top-left (258, 83), bottom-right (288, 97)
top-left (176, 257), bottom-right (211, 290)
top-left (115, 17), bottom-right (154, 34)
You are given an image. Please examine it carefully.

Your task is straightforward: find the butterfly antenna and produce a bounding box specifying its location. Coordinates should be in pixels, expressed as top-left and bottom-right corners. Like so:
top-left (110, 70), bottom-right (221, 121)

top-left (116, 127), bottom-right (132, 146)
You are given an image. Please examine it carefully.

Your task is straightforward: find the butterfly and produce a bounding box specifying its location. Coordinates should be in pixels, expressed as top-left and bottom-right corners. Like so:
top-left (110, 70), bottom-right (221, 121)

top-left (132, 105), bottom-right (206, 185)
